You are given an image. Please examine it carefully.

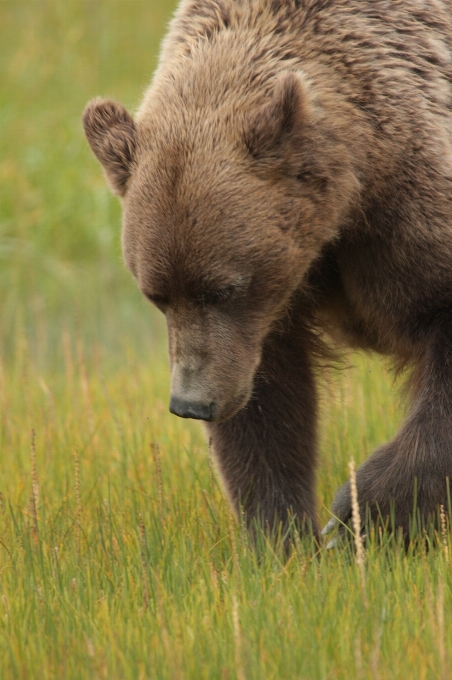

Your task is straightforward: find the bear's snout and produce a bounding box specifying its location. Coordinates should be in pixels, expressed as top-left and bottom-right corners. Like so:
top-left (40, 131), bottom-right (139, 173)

top-left (169, 355), bottom-right (255, 422)
top-left (169, 396), bottom-right (215, 421)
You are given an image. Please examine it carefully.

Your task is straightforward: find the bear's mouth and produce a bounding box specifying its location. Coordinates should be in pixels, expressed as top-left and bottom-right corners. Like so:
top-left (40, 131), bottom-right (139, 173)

top-left (207, 389), bottom-right (253, 423)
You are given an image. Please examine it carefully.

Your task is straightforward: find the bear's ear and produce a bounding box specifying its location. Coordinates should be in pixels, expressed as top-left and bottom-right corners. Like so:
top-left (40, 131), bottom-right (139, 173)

top-left (83, 98), bottom-right (137, 196)
top-left (245, 72), bottom-right (311, 160)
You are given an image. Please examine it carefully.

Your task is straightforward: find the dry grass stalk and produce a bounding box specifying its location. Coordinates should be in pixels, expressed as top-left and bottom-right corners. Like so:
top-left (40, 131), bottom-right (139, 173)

top-left (86, 638), bottom-right (95, 658)
top-left (210, 561), bottom-right (219, 594)
top-left (354, 634), bottom-right (363, 680)
top-left (437, 579), bottom-right (449, 679)
top-left (293, 525), bottom-right (304, 564)
top-left (29, 429), bottom-right (39, 540)
top-left (370, 627), bottom-right (382, 680)
top-left (440, 505), bottom-right (449, 564)
top-left (349, 458), bottom-right (366, 602)
top-left (232, 595), bottom-right (246, 680)
top-left (77, 338), bottom-right (94, 432)
top-left (154, 575), bottom-right (171, 661)
top-left (139, 512), bottom-right (149, 610)
top-left (74, 446), bottom-right (82, 553)
top-left (422, 569), bottom-right (450, 678)
top-left (228, 510), bottom-right (240, 570)
top-left (424, 570), bottom-right (435, 641)
top-left (208, 437), bottom-right (216, 492)
top-left (151, 443), bottom-right (164, 520)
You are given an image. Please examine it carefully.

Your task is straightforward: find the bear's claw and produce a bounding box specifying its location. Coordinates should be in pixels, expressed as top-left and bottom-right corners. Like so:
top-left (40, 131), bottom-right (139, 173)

top-left (321, 517), bottom-right (339, 536)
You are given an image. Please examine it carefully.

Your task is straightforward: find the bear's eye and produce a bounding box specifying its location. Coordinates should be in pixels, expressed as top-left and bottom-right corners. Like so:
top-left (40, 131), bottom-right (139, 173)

top-left (197, 286), bottom-right (235, 305)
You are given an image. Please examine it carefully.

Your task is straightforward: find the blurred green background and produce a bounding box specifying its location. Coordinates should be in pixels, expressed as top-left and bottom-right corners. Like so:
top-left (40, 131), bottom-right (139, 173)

top-left (0, 0), bottom-right (176, 365)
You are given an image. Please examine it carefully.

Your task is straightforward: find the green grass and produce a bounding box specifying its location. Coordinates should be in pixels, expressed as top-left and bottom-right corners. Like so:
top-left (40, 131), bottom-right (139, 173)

top-left (1, 2), bottom-right (451, 678)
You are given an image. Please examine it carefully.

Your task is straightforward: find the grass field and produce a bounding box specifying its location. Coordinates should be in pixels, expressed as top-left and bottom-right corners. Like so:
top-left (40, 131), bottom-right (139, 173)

top-left (1, 2), bottom-right (452, 678)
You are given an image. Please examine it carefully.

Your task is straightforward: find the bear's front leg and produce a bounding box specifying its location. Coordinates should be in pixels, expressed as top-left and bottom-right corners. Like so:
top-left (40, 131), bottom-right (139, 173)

top-left (206, 323), bottom-right (320, 540)
top-left (325, 322), bottom-right (452, 542)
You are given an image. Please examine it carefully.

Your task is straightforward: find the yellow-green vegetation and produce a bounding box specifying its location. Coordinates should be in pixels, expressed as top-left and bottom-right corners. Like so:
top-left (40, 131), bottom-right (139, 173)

top-left (1, 2), bottom-right (451, 678)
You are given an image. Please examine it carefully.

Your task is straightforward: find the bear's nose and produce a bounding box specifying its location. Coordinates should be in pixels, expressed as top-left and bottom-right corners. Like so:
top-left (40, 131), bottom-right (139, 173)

top-left (169, 397), bottom-right (215, 421)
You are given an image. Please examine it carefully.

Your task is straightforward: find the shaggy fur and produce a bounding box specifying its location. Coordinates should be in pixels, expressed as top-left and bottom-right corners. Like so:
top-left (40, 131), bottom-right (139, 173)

top-left (83, 0), bottom-right (452, 541)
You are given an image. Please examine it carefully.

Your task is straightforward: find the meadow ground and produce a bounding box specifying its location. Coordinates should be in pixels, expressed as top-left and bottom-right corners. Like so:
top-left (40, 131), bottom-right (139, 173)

top-left (1, 2), bottom-right (452, 678)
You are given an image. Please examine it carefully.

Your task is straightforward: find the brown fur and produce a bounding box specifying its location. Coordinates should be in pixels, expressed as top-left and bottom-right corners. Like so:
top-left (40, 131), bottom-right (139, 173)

top-left (83, 0), bottom-right (452, 541)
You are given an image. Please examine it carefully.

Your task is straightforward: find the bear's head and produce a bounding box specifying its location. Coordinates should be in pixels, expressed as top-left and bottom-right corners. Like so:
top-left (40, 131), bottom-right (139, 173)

top-left (83, 71), bottom-right (356, 422)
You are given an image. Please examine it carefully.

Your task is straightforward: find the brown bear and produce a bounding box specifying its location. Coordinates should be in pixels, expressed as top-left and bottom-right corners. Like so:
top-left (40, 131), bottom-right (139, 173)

top-left (83, 0), bottom-right (452, 544)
